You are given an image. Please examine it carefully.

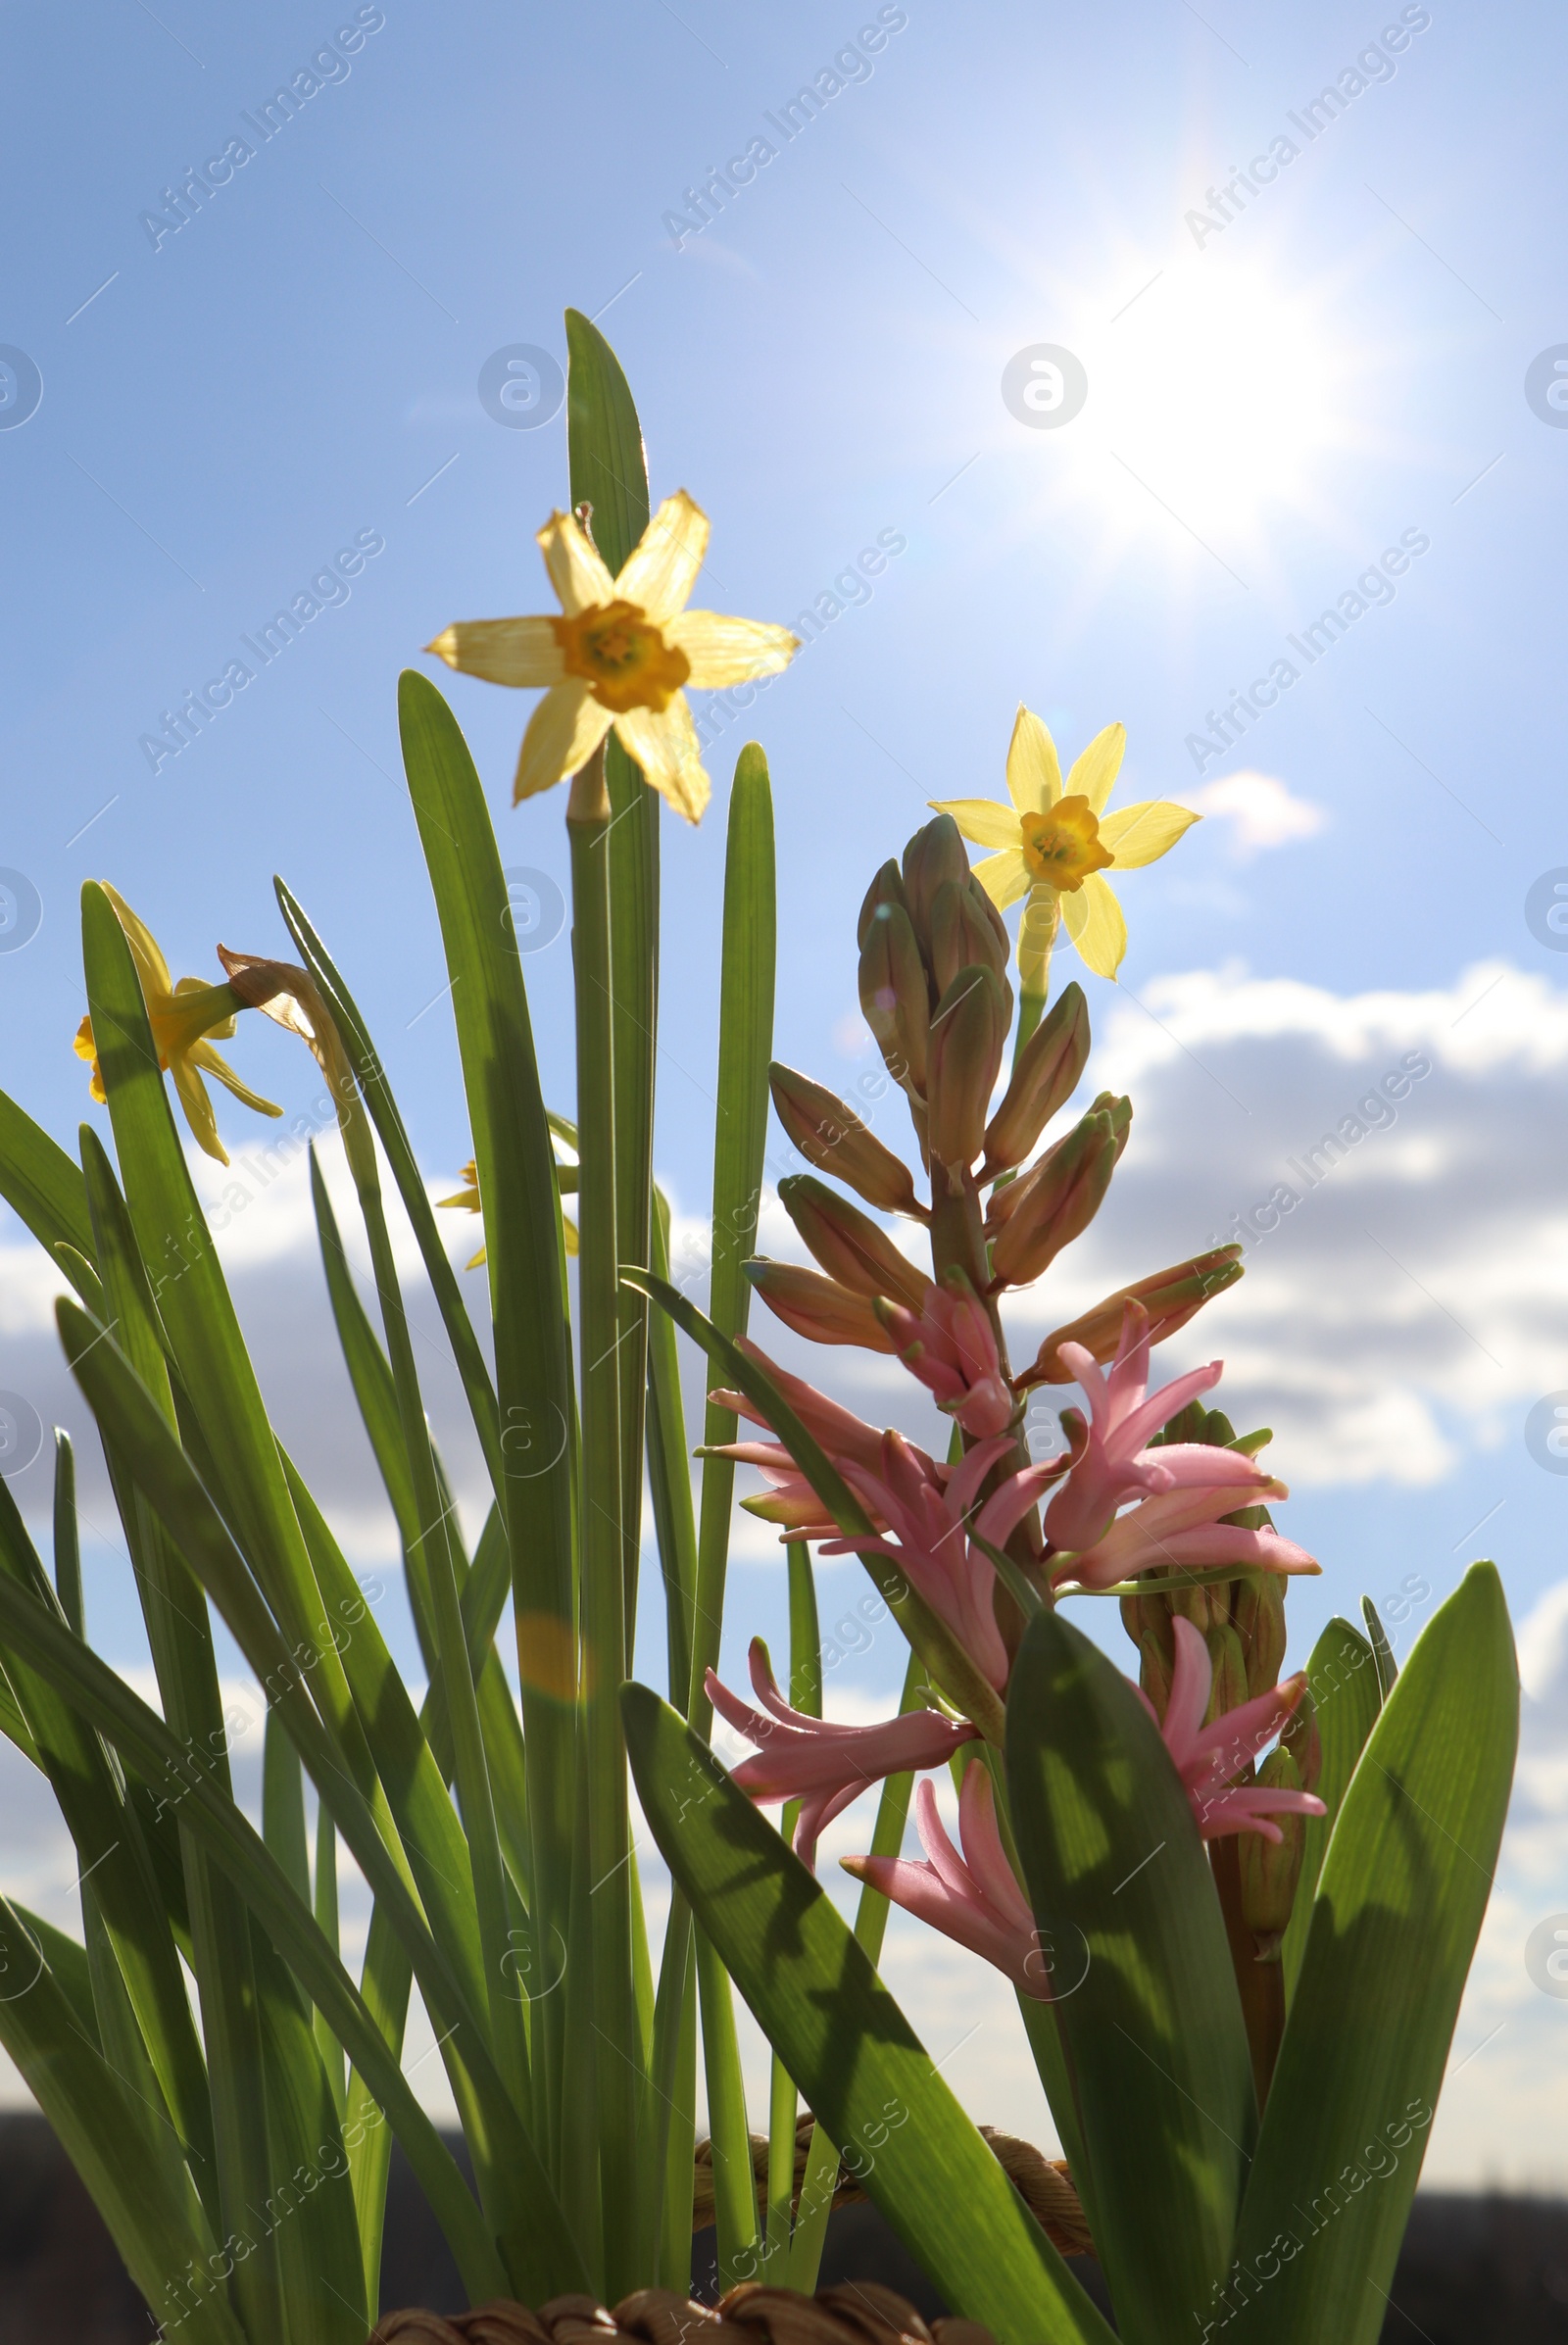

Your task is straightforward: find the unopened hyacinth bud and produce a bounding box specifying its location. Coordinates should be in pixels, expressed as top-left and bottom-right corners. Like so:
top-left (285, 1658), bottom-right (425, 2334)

top-left (1016, 1244), bottom-right (1243, 1389)
top-left (926, 964), bottom-right (1009, 1172)
top-left (768, 1062), bottom-right (925, 1218)
top-left (1232, 1567), bottom-right (1288, 1700)
top-left (929, 874), bottom-right (1010, 999)
top-left (858, 897), bottom-right (930, 1097)
top-left (857, 857), bottom-right (908, 951)
top-left (981, 981), bottom-right (1089, 1177)
top-left (745, 1259), bottom-right (897, 1352)
top-left (1238, 1744), bottom-right (1310, 1949)
top-left (776, 1175), bottom-right (932, 1310)
top-left (1280, 1681), bottom-right (1322, 1794)
top-left (1204, 1620), bottom-right (1251, 1730)
top-left (901, 814), bottom-right (970, 962)
top-left (987, 1102), bottom-right (1121, 1288)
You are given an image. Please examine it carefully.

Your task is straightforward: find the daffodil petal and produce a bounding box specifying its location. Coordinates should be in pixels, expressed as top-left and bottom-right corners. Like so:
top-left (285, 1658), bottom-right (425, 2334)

top-left (615, 491), bottom-right (710, 622)
top-left (612, 695), bottom-right (710, 824)
top-left (929, 798), bottom-right (1024, 851)
top-left (1005, 707), bottom-right (1060, 815)
top-left (169, 1053), bottom-right (227, 1165)
top-left (665, 610), bottom-right (798, 687)
top-left (99, 883), bottom-right (173, 999)
top-left (513, 681), bottom-right (612, 804)
top-left (1098, 800), bottom-right (1201, 867)
top-left (1060, 871), bottom-right (1127, 979)
top-left (425, 617), bottom-right (564, 688)
top-left (535, 509), bottom-right (616, 616)
top-left (466, 1243), bottom-right (488, 1271)
top-left (186, 1041), bottom-right (284, 1118)
top-left (970, 848), bottom-right (1032, 910)
top-left (1064, 721), bottom-right (1126, 814)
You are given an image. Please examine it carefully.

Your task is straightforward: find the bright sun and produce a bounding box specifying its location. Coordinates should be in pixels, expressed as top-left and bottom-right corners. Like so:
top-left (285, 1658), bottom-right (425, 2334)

top-left (1093, 265), bottom-right (1342, 535)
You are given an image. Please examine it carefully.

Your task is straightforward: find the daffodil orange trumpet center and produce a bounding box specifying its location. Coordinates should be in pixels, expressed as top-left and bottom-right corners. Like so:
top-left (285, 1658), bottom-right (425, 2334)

top-left (1018, 795), bottom-right (1114, 891)
top-left (549, 598), bottom-right (691, 715)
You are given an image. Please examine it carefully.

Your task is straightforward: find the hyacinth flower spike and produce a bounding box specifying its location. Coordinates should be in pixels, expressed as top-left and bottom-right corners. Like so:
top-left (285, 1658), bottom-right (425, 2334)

top-left (1044, 1300), bottom-right (1276, 1552)
top-left (844, 1764), bottom-right (1051, 1999)
top-left (707, 1639), bottom-right (975, 1872)
top-left (1149, 1618), bottom-right (1327, 1844)
top-left (829, 1434), bottom-right (1068, 1689)
top-left (875, 1268), bottom-right (1015, 1440)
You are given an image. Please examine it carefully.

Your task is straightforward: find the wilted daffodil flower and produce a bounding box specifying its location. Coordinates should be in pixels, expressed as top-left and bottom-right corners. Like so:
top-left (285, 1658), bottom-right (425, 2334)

top-left (932, 706), bottom-right (1200, 991)
top-left (74, 886), bottom-right (282, 1165)
top-left (426, 491), bottom-right (798, 823)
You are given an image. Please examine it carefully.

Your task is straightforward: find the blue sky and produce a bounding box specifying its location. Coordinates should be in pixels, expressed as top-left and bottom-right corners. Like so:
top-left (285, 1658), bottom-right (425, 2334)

top-left (3, 0), bottom-right (1568, 2181)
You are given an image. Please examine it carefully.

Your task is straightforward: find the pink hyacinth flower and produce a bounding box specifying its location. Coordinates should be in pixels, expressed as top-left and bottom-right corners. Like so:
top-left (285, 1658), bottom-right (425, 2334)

top-left (844, 1764), bottom-right (1050, 1998)
top-left (707, 1638), bottom-right (976, 1871)
top-left (705, 1339), bottom-right (947, 1541)
top-left (1146, 1617), bottom-right (1327, 1844)
top-left (1045, 1302), bottom-right (1272, 1553)
top-left (826, 1433), bottom-right (1064, 1690)
top-left (1054, 1479), bottom-right (1319, 1591)
top-left (877, 1272), bottom-right (1015, 1440)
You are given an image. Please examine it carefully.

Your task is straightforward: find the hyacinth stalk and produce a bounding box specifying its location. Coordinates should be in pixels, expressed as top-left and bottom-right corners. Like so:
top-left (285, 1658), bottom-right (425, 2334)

top-left (0, 312), bottom-right (1520, 2345)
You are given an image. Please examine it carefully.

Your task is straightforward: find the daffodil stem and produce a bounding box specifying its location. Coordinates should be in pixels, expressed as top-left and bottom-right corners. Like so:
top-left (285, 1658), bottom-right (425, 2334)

top-left (1012, 987), bottom-right (1049, 1062)
top-left (567, 794), bottom-right (641, 2301)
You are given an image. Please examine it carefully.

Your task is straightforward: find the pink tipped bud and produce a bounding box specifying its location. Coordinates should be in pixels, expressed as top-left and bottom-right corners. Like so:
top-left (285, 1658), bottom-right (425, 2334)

top-left (926, 964), bottom-right (1009, 1173)
top-left (769, 1062), bottom-right (926, 1218)
top-left (981, 982), bottom-right (1090, 1176)
top-left (1238, 1743), bottom-right (1311, 1944)
top-left (776, 1176), bottom-right (933, 1309)
top-left (858, 899), bottom-right (930, 1096)
top-left (745, 1259), bottom-right (898, 1352)
top-left (988, 1105), bottom-right (1120, 1288)
top-left (1017, 1245), bottom-right (1243, 1389)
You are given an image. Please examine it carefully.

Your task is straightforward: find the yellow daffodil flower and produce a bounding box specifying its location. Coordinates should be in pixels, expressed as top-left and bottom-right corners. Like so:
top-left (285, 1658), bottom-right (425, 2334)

top-left (438, 1157), bottom-right (577, 1268)
top-left (426, 491), bottom-right (799, 824)
top-left (932, 706), bottom-right (1200, 992)
top-left (74, 886), bottom-right (281, 1165)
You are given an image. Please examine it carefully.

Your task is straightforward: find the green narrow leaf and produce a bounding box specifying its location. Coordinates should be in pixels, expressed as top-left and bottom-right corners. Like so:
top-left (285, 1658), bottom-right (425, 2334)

top-left (1281, 1616), bottom-right (1382, 1999)
top-left (252, 1926), bottom-right (366, 2345)
top-left (1225, 1563), bottom-right (1517, 2345)
top-left (275, 880), bottom-right (503, 1498)
top-left (1006, 1605), bottom-right (1255, 2343)
top-left (315, 1798), bottom-right (347, 2117)
top-left (264, 1712), bottom-right (312, 1904)
top-left (0, 1893), bottom-right (243, 2345)
top-left (1361, 1592), bottom-right (1397, 1701)
top-left (566, 306), bottom-right (656, 1642)
top-left (764, 1545), bottom-right (819, 2269)
top-left (647, 1187), bottom-right (697, 1708)
top-left (0, 1087), bottom-right (93, 1260)
top-left (395, 669), bottom-right (578, 2170)
top-left (624, 1685), bottom-right (1115, 2344)
top-left (0, 1542), bottom-right (514, 2307)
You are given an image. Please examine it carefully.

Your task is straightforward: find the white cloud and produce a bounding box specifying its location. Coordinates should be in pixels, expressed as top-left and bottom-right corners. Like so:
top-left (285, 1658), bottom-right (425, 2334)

top-left (1178, 769), bottom-right (1327, 857)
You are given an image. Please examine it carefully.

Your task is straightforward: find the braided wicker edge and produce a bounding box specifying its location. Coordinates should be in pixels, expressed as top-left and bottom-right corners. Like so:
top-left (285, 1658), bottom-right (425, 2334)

top-left (692, 2117), bottom-right (1093, 2262)
top-left (369, 2280), bottom-right (999, 2345)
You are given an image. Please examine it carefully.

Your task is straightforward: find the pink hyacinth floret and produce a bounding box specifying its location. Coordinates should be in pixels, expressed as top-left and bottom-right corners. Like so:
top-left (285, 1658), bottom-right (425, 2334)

top-left (705, 1339), bottom-right (948, 1541)
top-left (1055, 1478), bottom-right (1319, 1591)
top-left (1044, 1301), bottom-right (1274, 1553)
top-left (1145, 1617), bottom-right (1327, 1844)
top-left (844, 1764), bottom-right (1050, 1999)
top-left (706, 1637), bottom-right (976, 1872)
top-left (827, 1432), bottom-right (1064, 1690)
top-left (877, 1271), bottom-right (1015, 1440)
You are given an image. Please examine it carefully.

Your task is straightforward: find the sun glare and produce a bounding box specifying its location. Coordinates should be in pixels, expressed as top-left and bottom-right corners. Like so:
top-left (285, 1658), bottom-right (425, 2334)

top-left (1093, 265), bottom-right (1341, 532)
